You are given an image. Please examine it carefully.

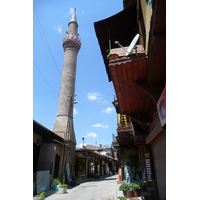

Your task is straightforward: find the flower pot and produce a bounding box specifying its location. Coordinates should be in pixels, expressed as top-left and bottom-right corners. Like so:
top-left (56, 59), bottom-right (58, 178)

top-left (126, 189), bottom-right (133, 198)
top-left (132, 189), bottom-right (139, 197)
top-left (140, 185), bottom-right (145, 191)
top-left (33, 197), bottom-right (45, 200)
top-left (123, 190), bottom-right (127, 197)
top-left (108, 54), bottom-right (118, 61)
top-left (58, 187), bottom-right (67, 194)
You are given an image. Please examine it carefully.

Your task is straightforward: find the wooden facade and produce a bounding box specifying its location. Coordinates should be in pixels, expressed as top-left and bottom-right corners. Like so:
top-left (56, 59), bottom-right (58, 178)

top-left (94, 0), bottom-right (166, 199)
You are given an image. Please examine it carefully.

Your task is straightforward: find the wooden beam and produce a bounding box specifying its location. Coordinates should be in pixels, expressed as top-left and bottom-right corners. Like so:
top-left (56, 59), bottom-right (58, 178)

top-left (152, 34), bottom-right (166, 45)
top-left (145, 120), bottom-right (163, 144)
top-left (135, 82), bottom-right (163, 104)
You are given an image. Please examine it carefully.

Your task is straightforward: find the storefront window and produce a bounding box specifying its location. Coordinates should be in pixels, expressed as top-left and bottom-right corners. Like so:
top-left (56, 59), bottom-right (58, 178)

top-left (75, 158), bottom-right (86, 178)
top-left (97, 158), bottom-right (100, 174)
top-left (89, 156), bottom-right (95, 177)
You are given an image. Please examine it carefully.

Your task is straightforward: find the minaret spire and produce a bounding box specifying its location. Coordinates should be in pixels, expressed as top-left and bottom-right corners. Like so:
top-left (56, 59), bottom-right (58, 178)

top-left (69, 8), bottom-right (77, 24)
top-left (53, 10), bottom-right (81, 175)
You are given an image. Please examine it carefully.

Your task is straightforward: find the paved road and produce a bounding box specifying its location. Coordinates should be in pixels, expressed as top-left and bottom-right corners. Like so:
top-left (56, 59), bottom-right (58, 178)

top-left (46, 174), bottom-right (118, 200)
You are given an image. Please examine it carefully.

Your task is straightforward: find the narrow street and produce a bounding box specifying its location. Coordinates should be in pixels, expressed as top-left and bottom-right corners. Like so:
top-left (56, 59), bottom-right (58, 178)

top-left (46, 174), bottom-right (118, 200)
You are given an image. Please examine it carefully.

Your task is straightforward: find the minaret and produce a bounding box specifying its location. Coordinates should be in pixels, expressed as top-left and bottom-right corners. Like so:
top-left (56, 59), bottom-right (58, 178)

top-left (53, 8), bottom-right (81, 174)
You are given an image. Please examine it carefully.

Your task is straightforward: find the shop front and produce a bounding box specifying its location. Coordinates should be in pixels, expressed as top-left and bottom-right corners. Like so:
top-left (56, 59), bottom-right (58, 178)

top-left (88, 156), bottom-right (95, 178)
top-left (75, 155), bottom-right (88, 180)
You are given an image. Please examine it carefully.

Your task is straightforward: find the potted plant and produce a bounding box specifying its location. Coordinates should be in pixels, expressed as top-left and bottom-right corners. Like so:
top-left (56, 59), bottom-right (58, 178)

top-left (119, 183), bottom-right (129, 197)
top-left (129, 182), bottom-right (139, 197)
top-left (138, 180), bottom-right (147, 191)
top-left (58, 183), bottom-right (67, 194)
top-left (51, 178), bottom-right (61, 191)
top-left (33, 191), bottom-right (45, 200)
top-left (108, 53), bottom-right (118, 61)
top-left (126, 183), bottom-right (134, 198)
top-left (58, 176), bottom-right (67, 194)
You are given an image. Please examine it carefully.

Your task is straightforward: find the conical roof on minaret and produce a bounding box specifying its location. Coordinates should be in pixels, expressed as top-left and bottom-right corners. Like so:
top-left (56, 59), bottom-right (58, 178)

top-left (69, 8), bottom-right (78, 26)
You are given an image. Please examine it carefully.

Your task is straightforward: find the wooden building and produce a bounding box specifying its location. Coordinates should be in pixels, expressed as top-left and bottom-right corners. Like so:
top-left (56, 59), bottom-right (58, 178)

top-left (33, 120), bottom-right (69, 195)
top-left (94, 0), bottom-right (166, 199)
top-left (75, 146), bottom-right (118, 181)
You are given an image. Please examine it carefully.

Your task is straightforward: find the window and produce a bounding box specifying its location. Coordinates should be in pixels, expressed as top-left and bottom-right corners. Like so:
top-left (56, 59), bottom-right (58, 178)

top-left (75, 158), bottom-right (86, 178)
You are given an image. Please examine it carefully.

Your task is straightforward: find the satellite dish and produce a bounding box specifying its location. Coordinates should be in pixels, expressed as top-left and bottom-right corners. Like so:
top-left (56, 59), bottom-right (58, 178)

top-left (126, 34), bottom-right (139, 56)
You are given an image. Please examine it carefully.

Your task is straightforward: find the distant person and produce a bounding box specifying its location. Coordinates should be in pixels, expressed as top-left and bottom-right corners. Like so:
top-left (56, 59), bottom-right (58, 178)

top-left (68, 174), bottom-right (76, 186)
top-left (124, 162), bottom-right (133, 184)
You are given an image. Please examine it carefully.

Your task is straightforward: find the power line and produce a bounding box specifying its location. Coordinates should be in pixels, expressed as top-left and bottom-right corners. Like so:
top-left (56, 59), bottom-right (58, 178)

top-left (77, 89), bottom-right (115, 107)
top-left (33, 5), bottom-right (62, 77)
top-left (33, 59), bottom-right (59, 96)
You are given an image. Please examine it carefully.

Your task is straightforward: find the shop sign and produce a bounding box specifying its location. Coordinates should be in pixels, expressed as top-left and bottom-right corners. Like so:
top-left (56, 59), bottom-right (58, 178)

top-left (157, 87), bottom-right (166, 127)
top-left (145, 153), bottom-right (152, 182)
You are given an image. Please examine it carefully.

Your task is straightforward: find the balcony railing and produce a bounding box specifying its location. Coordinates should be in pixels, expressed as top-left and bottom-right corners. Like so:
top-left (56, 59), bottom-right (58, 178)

top-left (118, 114), bottom-right (131, 128)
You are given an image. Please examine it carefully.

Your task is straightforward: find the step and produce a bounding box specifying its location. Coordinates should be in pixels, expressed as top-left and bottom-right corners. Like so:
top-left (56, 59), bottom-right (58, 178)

top-left (140, 191), bottom-right (151, 200)
top-left (146, 187), bottom-right (155, 198)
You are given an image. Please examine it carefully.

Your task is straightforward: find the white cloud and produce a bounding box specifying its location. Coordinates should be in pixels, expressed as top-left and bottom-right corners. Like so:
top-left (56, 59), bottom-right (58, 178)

top-left (87, 91), bottom-right (102, 101)
top-left (73, 108), bottom-right (78, 115)
top-left (101, 107), bottom-right (114, 114)
top-left (82, 10), bottom-right (85, 14)
top-left (69, 7), bottom-right (74, 15)
top-left (53, 25), bottom-right (62, 33)
top-left (103, 100), bottom-right (109, 104)
top-left (86, 132), bottom-right (97, 138)
top-left (92, 123), bottom-right (108, 129)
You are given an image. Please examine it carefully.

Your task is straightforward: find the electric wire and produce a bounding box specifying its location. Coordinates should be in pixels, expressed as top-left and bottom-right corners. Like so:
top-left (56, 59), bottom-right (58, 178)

top-left (33, 59), bottom-right (59, 97)
top-left (33, 6), bottom-right (62, 77)
top-left (77, 90), bottom-right (115, 106)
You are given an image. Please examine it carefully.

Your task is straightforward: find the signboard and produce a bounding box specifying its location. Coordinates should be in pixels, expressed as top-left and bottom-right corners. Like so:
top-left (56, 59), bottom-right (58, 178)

top-left (145, 153), bottom-right (152, 182)
top-left (66, 162), bottom-right (70, 178)
top-left (157, 87), bottom-right (166, 127)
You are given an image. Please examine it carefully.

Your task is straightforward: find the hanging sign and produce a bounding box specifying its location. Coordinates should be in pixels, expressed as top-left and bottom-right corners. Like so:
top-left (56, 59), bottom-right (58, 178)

top-left (157, 87), bottom-right (166, 127)
top-left (145, 153), bottom-right (152, 182)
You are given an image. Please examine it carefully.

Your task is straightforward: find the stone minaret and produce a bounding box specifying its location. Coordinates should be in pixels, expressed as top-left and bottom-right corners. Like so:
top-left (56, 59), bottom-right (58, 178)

top-left (53, 8), bottom-right (81, 175)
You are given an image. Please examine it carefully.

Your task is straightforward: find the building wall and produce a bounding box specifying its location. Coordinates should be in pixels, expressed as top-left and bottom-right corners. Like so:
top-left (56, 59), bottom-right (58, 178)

top-left (37, 143), bottom-right (56, 181)
top-left (66, 142), bottom-right (76, 176)
top-left (151, 129), bottom-right (166, 199)
top-left (33, 132), bottom-right (43, 144)
top-left (140, 0), bottom-right (152, 54)
top-left (54, 143), bottom-right (65, 180)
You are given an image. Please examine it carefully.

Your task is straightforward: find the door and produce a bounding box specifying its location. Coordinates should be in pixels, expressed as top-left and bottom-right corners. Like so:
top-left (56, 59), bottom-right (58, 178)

top-left (53, 154), bottom-right (60, 178)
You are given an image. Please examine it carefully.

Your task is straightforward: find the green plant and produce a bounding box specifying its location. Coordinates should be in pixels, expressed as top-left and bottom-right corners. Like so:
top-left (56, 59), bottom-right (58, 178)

top-left (50, 179), bottom-right (61, 189)
top-left (59, 183), bottom-right (67, 188)
top-left (119, 183), bottom-right (129, 191)
top-left (129, 182), bottom-right (139, 190)
top-left (35, 191), bottom-right (45, 198)
top-left (106, 51), bottom-right (113, 59)
top-left (62, 175), bottom-right (65, 184)
top-left (138, 180), bottom-right (147, 186)
top-left (118, 196), bottom-right (127, 200)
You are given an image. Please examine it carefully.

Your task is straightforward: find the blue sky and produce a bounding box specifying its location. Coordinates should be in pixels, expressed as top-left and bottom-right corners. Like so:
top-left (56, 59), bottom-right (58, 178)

top-left (33, 0), bottom-right (123, 148)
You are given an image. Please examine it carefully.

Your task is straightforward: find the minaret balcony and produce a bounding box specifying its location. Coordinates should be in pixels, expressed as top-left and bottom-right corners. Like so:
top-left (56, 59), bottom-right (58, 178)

top-left (62, 33), bottom-right (81, 52)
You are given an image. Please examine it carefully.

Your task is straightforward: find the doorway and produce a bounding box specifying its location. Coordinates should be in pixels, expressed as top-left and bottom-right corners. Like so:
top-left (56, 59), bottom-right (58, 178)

top-left (53, 154), bottom-right (60, 178)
